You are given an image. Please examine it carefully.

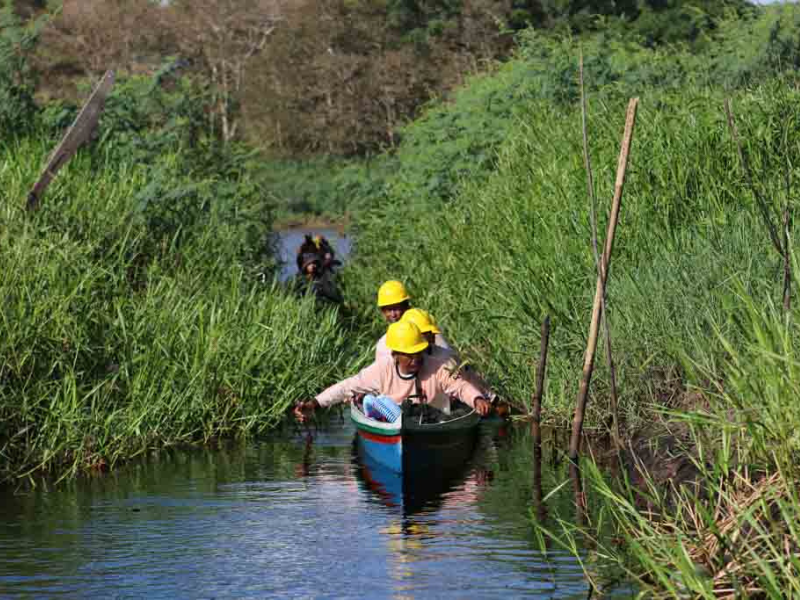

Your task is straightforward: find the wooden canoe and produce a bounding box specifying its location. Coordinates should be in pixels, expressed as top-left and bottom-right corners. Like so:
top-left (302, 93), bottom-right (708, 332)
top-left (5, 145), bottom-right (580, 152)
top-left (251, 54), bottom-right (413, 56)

top-left (350, 401), bottom-right (480, 474)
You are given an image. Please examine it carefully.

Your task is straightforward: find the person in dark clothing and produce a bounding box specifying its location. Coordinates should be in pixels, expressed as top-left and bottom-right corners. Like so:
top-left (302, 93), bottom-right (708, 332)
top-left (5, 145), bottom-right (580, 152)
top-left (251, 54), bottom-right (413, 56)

top-left (294, 245), bottom-right (343, 305)
top-left (312, 234), bottom-right (341, 273)
top-left (296, 234), bottom-right (340, 275)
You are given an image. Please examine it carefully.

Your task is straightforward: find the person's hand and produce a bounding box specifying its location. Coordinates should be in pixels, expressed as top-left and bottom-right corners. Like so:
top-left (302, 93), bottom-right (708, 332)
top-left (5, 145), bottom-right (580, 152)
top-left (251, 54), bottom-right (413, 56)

top-left (293, 399), bottom-right (319, 423)
top-left (474, 397), bottom-right (492, 416)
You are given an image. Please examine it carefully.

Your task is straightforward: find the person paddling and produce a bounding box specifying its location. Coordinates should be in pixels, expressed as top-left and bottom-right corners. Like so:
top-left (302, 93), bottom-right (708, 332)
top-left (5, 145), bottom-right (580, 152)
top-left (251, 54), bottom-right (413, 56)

top-left (374, 280), bottom-right (450, 360)
top-left (294, 321), bottom-right (493, 422)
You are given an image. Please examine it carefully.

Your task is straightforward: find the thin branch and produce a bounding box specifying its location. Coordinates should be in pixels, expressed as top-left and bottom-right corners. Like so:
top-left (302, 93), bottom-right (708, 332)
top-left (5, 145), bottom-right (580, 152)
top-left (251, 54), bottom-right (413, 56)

top-left (783, 148), bottom-right (792, 313)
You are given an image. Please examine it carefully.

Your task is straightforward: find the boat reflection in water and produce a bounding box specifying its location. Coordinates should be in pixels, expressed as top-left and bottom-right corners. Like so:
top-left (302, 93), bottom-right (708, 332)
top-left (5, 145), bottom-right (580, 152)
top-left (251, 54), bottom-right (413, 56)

top-left (351, 428), bottom-right (480, 517)
top-left (352, 429), bottom-right (500, 596)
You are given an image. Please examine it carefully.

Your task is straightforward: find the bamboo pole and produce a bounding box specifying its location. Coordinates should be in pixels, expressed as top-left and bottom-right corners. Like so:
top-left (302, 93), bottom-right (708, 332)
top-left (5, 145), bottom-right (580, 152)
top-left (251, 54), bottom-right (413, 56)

top-left (569, 97), bottom-right (639, 462)
top-left (579, 52), bottom-right (621, 450)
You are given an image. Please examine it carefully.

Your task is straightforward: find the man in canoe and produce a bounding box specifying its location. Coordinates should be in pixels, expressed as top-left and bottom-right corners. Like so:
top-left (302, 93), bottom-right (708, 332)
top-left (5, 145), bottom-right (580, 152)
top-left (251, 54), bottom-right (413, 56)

top-left (374, 280), bottom-right (450, 360)
top-left (400, 308), bottom-right (500, 406)
top-left (294, 321), bottom-right (493, 422)
top-left (312, 234), bottom-right (341, 273)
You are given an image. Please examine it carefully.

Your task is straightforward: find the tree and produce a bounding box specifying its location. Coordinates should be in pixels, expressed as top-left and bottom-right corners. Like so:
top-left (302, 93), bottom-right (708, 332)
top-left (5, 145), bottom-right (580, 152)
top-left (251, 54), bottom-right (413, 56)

top-left (166, 0), bottom-right (285, 143)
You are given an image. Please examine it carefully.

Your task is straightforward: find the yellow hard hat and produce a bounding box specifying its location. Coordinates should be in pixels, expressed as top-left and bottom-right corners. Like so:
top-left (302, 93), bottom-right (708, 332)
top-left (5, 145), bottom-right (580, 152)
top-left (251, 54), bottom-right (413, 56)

top-left (400, 308), bottom-right (441, 334)
top-left (386, 321), bottom-right (429, 354)
top-left (377, 280), bottom-right (410, 307)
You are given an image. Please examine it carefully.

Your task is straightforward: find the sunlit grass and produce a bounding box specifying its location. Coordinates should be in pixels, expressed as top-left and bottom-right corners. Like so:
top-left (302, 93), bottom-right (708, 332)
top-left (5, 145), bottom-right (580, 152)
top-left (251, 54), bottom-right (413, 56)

top-left (0, 139), bottom-right (369, 485)
top-left (345, 81), bottom-right (799, 433)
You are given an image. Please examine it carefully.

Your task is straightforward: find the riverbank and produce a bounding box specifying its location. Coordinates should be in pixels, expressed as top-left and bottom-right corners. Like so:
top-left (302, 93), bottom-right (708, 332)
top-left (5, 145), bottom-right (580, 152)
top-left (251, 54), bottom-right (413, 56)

top-left (543, 306), bottom-right (800, 596)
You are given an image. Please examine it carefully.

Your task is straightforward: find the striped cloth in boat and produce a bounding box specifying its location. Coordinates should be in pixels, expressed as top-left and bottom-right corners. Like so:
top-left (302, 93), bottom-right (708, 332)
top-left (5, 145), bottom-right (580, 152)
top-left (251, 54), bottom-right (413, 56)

top-left (363, 394), bottom-right (401, 423)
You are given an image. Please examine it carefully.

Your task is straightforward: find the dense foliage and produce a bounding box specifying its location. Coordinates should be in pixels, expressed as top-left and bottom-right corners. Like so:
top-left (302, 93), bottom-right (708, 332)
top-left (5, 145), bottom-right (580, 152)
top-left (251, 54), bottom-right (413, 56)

top-left (0, 6), bottom-right (368, 484)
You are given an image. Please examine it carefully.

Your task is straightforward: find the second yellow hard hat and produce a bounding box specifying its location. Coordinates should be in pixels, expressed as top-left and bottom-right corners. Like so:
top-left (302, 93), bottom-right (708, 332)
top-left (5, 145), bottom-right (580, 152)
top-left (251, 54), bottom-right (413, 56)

top-left (400, 308), bottom-right (441, 334)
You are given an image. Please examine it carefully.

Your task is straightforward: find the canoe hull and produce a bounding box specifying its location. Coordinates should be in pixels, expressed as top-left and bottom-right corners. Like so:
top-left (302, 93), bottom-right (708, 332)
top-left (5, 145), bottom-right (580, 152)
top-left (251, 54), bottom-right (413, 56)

top-left (350, 403), bottom-right (479, 474)
top-left (351, 404), bottom-right (403, 472)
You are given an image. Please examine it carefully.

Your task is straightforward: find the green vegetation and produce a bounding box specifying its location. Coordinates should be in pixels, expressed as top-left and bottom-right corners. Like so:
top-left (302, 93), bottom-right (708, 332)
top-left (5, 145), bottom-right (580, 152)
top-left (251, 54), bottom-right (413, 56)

top-left (3, 0), bottom-right (800, 591)
top-left (541, 302), bottom-right (800, 596)
top-left (0, 12), bottom-right (368, 484)
top-left (0, 137), bottom-right (367, 485)
top-left (334, 6), bottom-right (800, 593)
top-left (344, 4), bottom-right (800, 426)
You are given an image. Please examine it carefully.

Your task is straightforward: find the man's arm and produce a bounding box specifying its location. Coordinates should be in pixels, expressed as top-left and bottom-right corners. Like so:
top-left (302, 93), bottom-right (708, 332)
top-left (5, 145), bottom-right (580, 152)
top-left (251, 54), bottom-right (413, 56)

top-left (316, 360), bottom-right (385, 408)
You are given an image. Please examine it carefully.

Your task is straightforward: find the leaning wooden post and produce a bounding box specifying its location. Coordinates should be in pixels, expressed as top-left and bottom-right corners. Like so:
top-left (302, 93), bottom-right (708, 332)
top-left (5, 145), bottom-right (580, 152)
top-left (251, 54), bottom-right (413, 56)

top-left (569, 98), bottom-right (639, 462)
top-left (26, 70), bottom-right (115, 212)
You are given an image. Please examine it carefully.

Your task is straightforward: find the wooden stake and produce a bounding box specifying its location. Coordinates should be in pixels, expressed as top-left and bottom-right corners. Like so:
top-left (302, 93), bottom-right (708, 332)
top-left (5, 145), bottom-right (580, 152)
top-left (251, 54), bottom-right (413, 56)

top-left (569, 461), bottom-right (586, 528)
top-left (531, 314), bottom-right (551, 428)
top-left (531, 422), bottom-right (546, 522)
top-left (579, 52), bottom-right (621, 450)
top-left (569, 98), bottom-right (639, 462)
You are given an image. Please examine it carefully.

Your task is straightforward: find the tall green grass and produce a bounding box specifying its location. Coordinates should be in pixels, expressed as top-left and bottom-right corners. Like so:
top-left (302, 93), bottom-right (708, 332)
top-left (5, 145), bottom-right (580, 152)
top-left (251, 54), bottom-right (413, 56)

top-left (331, 9), bottom-right (800, 592)
top-left (540, 292), bottom-right (800, 597)
top-left (0, 139), bottom-right (369, 485)
top-left (345, 74), bottom-right (798, 430)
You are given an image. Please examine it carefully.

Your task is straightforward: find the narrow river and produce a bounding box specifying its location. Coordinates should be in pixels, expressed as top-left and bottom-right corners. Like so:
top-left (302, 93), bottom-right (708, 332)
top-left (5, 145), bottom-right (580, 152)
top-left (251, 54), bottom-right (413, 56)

top-left (0, 421), bottom-right (630, 599)
top-left (0, 229), bottom-right (632, 598)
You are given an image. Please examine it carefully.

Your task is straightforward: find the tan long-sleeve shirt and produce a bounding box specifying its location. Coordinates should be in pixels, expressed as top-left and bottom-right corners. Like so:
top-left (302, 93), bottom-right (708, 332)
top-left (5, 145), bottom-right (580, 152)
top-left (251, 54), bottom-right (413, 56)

top-left (315, 353), bottom-right (483, 412)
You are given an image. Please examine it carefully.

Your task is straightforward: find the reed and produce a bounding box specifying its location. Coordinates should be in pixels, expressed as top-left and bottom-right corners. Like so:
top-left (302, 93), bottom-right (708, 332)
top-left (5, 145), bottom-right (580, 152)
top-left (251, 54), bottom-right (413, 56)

top-left (538, 292), bottom-right (800, 597)
top-left (345, 80), bottom-right (799, 433)
top-left (0, 139), bottom-right (369, 485)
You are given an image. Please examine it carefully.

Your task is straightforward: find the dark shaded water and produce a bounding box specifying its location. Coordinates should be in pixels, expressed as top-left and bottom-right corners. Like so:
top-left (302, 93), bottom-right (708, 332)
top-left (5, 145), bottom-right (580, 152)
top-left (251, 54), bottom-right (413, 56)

top-left (0, 421), bottom-right (630, 599)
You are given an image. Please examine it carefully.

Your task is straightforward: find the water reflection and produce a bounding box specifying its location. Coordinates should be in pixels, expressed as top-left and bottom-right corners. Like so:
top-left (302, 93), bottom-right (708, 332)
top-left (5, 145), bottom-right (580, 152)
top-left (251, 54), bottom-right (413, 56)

top-left (352, 437), bottom-right (479, 516)
top-left (0, 420), bottom-right (631, 599)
